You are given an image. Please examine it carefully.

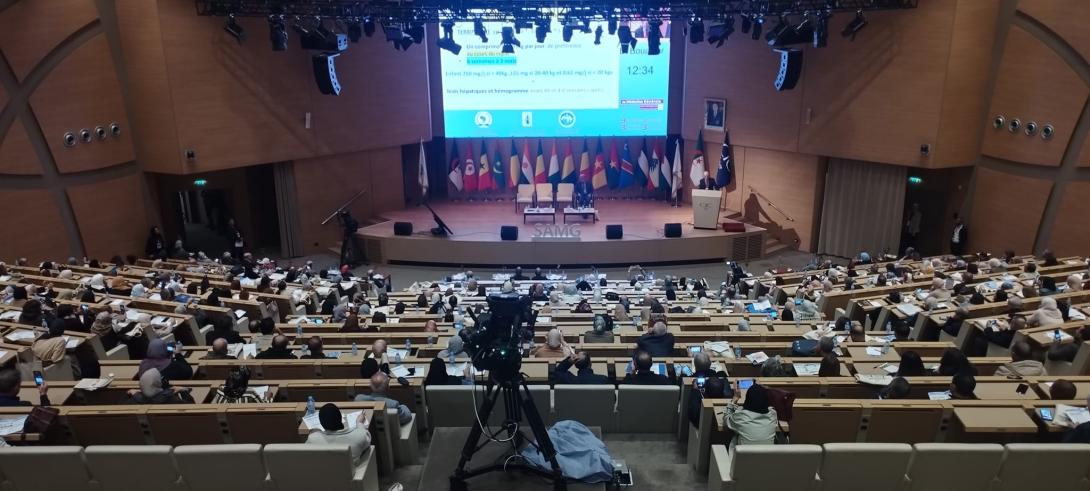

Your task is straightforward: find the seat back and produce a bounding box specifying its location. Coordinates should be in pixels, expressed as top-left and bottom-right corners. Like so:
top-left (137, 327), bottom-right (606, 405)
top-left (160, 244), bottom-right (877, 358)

top-left (517, 184), bottom-right (535, 201)
top-left (995, 443), bottom-right (1090, 491)
top-left (535, 183), bottom-right (554, 205)
top-left (263, 444), bottom-right (356, 491)
top-left (173, 444), bottom-right (267, 491)
top-left (0, 446), bottom-right (93, 491)
top-left (819, 443), bottom-right (911, 491)
top-left (147, 408), bottom-right (225, 445)
top-left (425, 385), bottom-right (479, 427)
top-left (616, 385), bottom-right (679, 433)
top-left (731, 444), bottom-right (821, 491)
top-left (865, 405), bottom-right (942, 443)
top-left (789, 403), bottom-right (861, 444)
top-left (907, 443), bottom-right (1004, 491)
top-left (556, 183), bottom-right (574, 205)
top-left (555, 385), bottom-right (616, 431)
top-left (84, 445), bottom-right (180, 491)
top-left (65, 410), bottom-right (147, 445)
top-left (224, 406), bottom-right (301, 444)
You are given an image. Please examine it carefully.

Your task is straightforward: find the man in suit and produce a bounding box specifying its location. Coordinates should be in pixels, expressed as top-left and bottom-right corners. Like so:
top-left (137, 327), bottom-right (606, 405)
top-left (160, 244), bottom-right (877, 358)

top-left (636, 321), bottom-right (675, 357)
top-left (622, 350), bottom-right (672, 385)
top-left (950, 214), bottom-right (968, 256)
top-left (512, 266), bottom-right (528, 281)
top-left (255, 335), bottom-right (297, 359)
top-left (551, 351), bottom-right (610, 384)
top-left (697, 170), bottom-right (718, 190)
top-left (706, 101), bottom-right (724, 127)
top-left (574, 180), bottom-right (593, 209)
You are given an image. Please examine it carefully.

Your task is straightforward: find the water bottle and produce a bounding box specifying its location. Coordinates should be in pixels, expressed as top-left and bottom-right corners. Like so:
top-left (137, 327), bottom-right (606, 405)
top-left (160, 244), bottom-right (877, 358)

top-left (351, 342), bottom-right (358, 356)
top-left (1054, 329), bottom-right (1062, 342)
top-left (765, 315), bottom-right (773, 329)
top-left (733, 345), bottom-right (743, 359)
top-left (405, 338), bottom-right (412, 353)
top-left (881, 339), bottom-right (891, 355)
top-left (296, 324), bottom-right (303, 337)
top-left (394, 352), bottom-right (402, 365)
top-left (306, 396), bottom-right (316, 415)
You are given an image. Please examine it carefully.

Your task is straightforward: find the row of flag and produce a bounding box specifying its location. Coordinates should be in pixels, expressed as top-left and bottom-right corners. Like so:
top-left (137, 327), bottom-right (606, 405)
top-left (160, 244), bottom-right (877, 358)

top-left (419, 131), bottom-right (735, 200)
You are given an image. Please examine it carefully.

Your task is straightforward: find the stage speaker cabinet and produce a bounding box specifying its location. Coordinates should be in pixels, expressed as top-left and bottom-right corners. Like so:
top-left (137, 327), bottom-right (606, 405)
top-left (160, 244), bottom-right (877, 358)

top-left (773, 48), bottom-right (802, 91)
top-left (664, 223), bottom-right (682, 238)
top-left (312, 53), bottom-right (342, 96)
top-left (722, 221), bottom-right (745, 232)
top-left (500, 226), bottom-right (518, 241)
top-left (606, 225), bottom-right (623, 240)
top-left (393, 222), bottom-right (413, 236)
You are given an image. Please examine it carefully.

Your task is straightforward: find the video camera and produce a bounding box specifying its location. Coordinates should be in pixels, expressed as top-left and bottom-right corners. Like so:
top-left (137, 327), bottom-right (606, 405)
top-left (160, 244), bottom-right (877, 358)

top-left (464, 292), bottom-right (537, 383)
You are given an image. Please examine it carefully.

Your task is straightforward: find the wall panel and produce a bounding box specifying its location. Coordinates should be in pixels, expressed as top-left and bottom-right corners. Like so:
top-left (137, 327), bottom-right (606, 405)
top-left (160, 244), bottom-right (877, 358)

top-left (967, 166), bottom-right (1051, 255)
top-left (1048, 180), bottom-right (1090, 257)
top-left (735, 147), bottom-right (823, 251)
top-left (0, 0), bottom-right (98, 80)
top-left (0, 122), bottom-right (41, 175)
top-left (0, 190), bottom-right (71, 261)
top-left (1017, 0), bottom-right (1090, 66)
top-left (67, 174), bottom-right (148, 260)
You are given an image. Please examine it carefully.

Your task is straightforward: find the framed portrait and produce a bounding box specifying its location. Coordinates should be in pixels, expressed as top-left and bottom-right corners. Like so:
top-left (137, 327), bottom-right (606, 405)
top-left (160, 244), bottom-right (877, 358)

top-left (704, 98), bottom-right (726, 131)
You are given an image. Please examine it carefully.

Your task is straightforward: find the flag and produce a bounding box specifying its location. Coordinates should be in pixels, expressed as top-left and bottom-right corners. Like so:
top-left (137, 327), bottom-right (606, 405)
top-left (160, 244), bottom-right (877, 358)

top-left (417, 140), bottom-right (429, 198)
top-left (618, 141), bottom-right (635, 188)
top-left (520, 141), bottom-right (534, 185)
top-left (659, 137), bottom-right (673, 190)
top-left (448, 140), bottom-right (463, 192)
top-left (607, 139), bottom-right (620, 188)
top-left (647, 140), bottom-right (660, 191)
top-left (547, 140), bottom-right (561, 185)
top-left (578, 139), bottom-right (592, 183)
top-left (689, 130), bottom-right (705, 186)
top-left (636, 139), bottom-right (649, 188)
top-left (592, 138), bottom-right (607, 189)
top-left (562, 140), bottom-right (577, 183)
top-left (717, 131), bottom-right (734, 187)
top-left (534, 140), bottom-right (547, 184)
top-left (671, 137), bottom-right (683, 200)
top-left (493, 143), bottom-right (506, 191)
top-left (478, 141), bottom-right (494, 191)
top-left (509, 140), bottom-right (521, 188)
top-left (463, 140), bottom-right (478, 192)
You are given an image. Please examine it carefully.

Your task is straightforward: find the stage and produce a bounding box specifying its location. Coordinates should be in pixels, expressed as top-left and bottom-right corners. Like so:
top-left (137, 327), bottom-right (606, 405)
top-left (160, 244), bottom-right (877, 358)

top-left (356, 200), bottom-right (765, 266)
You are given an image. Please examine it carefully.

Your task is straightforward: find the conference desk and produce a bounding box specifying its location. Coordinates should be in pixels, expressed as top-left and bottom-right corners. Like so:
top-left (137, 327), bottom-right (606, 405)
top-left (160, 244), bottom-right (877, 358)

top-left (952, 406), bottom-right (1038, 436)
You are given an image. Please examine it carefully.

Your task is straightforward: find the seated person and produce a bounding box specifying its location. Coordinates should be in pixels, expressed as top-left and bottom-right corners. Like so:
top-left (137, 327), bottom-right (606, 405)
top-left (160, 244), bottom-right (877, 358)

top-left (878, 376), bottom-right (911, 400)
top-left (1062, 394), bottom-right (1090, 443)
top-left (583, 314), bottom-right (614, 343)
top-left (574, 180), bottom-right (593, 208)
top-left (204, 315), bottom-right (244, 345)
top-left (255, 335), bottom-right (298, 359)
top-left (1028, 296), bottom-right (1064, 327)
top-left (201, 338), bottom-right (235, 360)
top-left (438, 336), bottom-right (469, 361)
top-left (1049, 326), bottom-right (1090, 363)
top-left (574, 299), bottom-right (593, 313)
top-left (368, 339), bottom-right (390, 364)
top-left (551, 350), bottom-right (609, 384)
top-left (636, 321), bottom-right (675, 357)
top-left (891, 319), bottom-right (912, 341)
top-left (306, 403), bottom-right (372, 466)
top-left (354, 372), bottom-right (412, 426)
top-left (423, 357), bottom-right (466, 386)
top-left (994, 341), bottom-right (1047, 377)
top-left (532, 268), bottom-right (546, 281)
top-left (689, 376), bottom-right (727, 429)
top-left (125, 368), bottom-right (192, 404)
top-left (724, 382), bottom-right (777, 450)
top-left (949, 371), bottom-right (977, 400)
top-left (1050, 379), bottom-right (1077, 400)
top-left (848, 321), bottom-right (866, 343)
top-left (940, 307), bottom-right (970, 338)
top-left (339, 314), bottom-right (363, 333)
top-left (622, 350), bottom-right (671, 385)
top-left (512, 267), bottom-right (528, 281)
top-left (691, 351), bottom-right (727, 379)
top-left (0, 369), bottom-right (50, 406)
top-left (301, 336), bottom-right (333, 359)
top-left (532, 329), bottom-right (570, 358)
top-left (895, 351), bottom-right (927, 377)
top-left (818, 353), bottom-right (841, 377)
top-left (211, 366), bottom-right (267, 403)
top-left (137, 338), bottom-right (193, 381)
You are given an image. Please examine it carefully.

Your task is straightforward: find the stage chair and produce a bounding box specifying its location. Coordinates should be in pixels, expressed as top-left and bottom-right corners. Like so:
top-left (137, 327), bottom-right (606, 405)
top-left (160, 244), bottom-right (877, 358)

top-left (83, 445), bottom-right (183, 491)
top-left (516, 184), bottom-right (535, 211)
top-left (708, 444), bottom-right (821, 491)
top-left (993, 444), bottom-right (1090, 491)
top-left (554, 385), bottom-right (616, 432)
top-left (173, 444), bottom-right (268, 491)
top-left (264, 443), bottom-right (379, 491)
top-left (535, 183), bottom-right (555, 209)
top-left (0, 446), bottom-right (94, 491)
top-left (906, 443), bottom-right (1004, 491)
top-left (555, 183), bottom-right (574, 209)
top-left (817, 443), bottom-right (912, 491)
top-left (617, 385), bottom-right (678, 433)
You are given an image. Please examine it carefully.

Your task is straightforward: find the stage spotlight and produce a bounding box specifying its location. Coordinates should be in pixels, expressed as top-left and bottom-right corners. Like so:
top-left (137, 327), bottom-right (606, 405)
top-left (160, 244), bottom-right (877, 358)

top-left (561, 19), bottom-right (588, 43)
top-left (741, 16), bottom-right (751, 34)
top-left (438, 20), bottom-right (461, 54)
top-left (534, 19), bottom-right (550, 43)
top-left (765, 15), bottom-right (786, 42)
top-left (647, 20), bottom-right (662, 55)
top-left (594, 25), bottom-right (603, 45)
top-left (473, 19), bottom-right (488, 42)
top-left (346, 18), bottom-right (362, 43)
top-left (617, 25), bottom-right (635, 53)
top-left (224, 14), bottom-right (245, 43)
top-left (295, 19), bottom-right (348, 51)
top-left (407, 23), bottom-right (425, 44)
top-left (514, 20), bottom-right (533, 34)
top-left (688, 19), bottom-right (704, 44)
top-left (751, 16), bottom-right (763, 40)
top-left (268, 16), bottom-right (288, 50)
top-left (707, 16), bottom-right (734, 47)
top-left (813, 11), bottom-right (830, 48)
top-left (501, 26), bottom-right (521, 53)
top-left (841, 10), bottom-right (867, 40)
top-left (384, 24), bottom-right (413, 50)
top-left (363, 17), bottom-right (375, 37)
top-left (607, 17), bottom-right (617, 35)
top-left (768, 16), bottom-right (811, 47)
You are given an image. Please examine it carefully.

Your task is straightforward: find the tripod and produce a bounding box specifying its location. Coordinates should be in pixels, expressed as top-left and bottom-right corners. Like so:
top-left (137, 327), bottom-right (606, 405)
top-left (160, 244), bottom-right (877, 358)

top-left (450, 373), bottom-right (566, 491)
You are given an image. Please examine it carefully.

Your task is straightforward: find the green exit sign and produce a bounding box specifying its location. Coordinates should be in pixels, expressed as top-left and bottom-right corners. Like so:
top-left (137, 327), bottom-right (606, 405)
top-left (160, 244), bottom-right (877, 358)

top-left (193, 179), bottom-right (208, 187)
top-left (907, 176), bottom-right (923, 185)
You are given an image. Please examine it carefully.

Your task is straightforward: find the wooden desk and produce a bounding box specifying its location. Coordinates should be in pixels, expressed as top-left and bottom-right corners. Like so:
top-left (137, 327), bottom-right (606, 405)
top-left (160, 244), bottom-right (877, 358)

top-left (18, 386), bottom-right (74, 405)
top-left (972, 382), bottom-right (1039, 401)
top-left (846, 346), bottom-right (900, 363)
top-left (952, 407), bottom-right (1037, 433)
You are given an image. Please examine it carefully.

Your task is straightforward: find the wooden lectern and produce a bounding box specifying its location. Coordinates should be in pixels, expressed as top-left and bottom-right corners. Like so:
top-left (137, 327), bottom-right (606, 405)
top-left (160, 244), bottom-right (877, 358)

top-left (691, 189), bottom-right (722, 229)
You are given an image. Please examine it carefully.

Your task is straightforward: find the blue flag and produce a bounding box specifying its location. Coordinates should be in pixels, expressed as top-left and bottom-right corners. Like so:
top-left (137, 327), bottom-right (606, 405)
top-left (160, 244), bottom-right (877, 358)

top-left (717, 131), bottom-right (734, 187)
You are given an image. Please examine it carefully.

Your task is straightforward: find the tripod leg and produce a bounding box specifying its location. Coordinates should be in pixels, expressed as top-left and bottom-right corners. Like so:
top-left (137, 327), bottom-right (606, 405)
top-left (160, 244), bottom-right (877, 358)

top-left (451, 382), bottom-right (500, 490)
top-left (519, 380), bottom-right (567, 491)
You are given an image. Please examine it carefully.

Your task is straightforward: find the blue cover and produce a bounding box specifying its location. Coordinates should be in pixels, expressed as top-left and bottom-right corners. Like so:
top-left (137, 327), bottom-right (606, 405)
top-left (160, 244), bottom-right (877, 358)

top-left (520, 420), bottom-right (614, 483)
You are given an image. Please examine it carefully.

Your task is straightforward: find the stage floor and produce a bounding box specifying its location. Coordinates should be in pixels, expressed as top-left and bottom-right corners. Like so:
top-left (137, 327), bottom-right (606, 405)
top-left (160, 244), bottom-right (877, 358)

top-left (357, 200), bottom-right (765, 266)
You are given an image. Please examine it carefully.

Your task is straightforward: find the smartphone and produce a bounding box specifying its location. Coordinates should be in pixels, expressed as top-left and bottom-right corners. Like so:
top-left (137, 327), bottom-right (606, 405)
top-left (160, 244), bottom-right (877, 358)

top-left (1040, 408), bottom-right (1054, 422)
top-left (166, 344), bottom-right (175, 353)
top-left (795, 298), bottom-right (802, 305)
top-left (696, 377), bottom-right (706, 390)
top-left (32, 371), bottom-right (44, 387)
top-left (80, 304), bottom-right (89, 312)
top-left (689, 346), bottom-right (702, 354)
top-left (1015, 383), bottom-right (1029, 395)
top-left (738, 379), bottom-right (755, 390)
top-left (680, 365), bottom-right (693, 377)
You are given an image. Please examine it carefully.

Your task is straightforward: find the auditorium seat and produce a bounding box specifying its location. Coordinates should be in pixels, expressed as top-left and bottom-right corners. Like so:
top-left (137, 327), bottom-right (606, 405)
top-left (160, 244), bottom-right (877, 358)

top-left (263, 443), bottom-right (379, 491)
top-left (83, 445), bottom-right (182, 491)
top-left (424, 386), bottom-right (480, 427)
top-left (993, 444), bottom-right (1090, 491)
top-left (906, 443), bottom-right (1004, 491)
top-left (173, 444), bottom-right (268, 491)
top-left (0, 446), bottom-right (93, 491)
top-left (708, 444), bottom-right (821, 491)
top-left (555, 385), bottom-right (616, 431)
top-left (617, 385), bottom-right (678, 433)
top-left (41, 357), bottom-right (74, 381)
top-left (817, 443), bottom-right (912, 491)
top-left (392, 411), bottom-right (420, 466)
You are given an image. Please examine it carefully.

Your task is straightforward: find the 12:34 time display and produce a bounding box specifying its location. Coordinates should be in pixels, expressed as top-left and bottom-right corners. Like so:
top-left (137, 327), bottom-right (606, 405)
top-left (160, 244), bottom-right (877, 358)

top-left (626, 65), bottom-right (654, 76)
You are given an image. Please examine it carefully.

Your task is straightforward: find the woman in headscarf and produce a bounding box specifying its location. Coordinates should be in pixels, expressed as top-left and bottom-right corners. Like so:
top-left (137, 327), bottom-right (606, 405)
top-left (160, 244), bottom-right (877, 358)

top-left (18, 299), bottom-right (46, 328)
top-left (574, 299), bottom-right (593, 313)
top-left (724, 382), bottom-right (778, 451)
top-left (1066, 274), bottom-right (1084, 292)
top-left (612, 303), bottom-right (629, 322)
top-left (438, 335), bottom-right (469, 361)
top-left (320, 291), bottom-right (338, 316)
top-left (1028, 296), bottom-right (1064, 328)
top-left (136, 338), bottom-right (193, 381)
top-left (90, 311), bottom-right (121, 350)
top-left (32, 320), bottom-right (68, 367)
top-left (531, 329), bottom-right (568, 358)
top-left (423, 357), bottom-right (466, 386)
top-left (125, 368), bottom-right (191, 404)
top-left (305, 403), bottom-right (372, 465)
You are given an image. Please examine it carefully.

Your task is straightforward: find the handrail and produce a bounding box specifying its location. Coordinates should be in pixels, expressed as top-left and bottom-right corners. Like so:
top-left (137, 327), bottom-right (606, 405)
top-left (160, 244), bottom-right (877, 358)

top-left (748, 185), bottom-right (795, 222)
top-left (320, 189), bottom-right (367, 225)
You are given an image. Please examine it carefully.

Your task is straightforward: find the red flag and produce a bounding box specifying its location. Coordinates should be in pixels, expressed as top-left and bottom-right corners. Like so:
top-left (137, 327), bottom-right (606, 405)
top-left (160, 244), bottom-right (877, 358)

top-left (463, 140), bottom-right (478, 192)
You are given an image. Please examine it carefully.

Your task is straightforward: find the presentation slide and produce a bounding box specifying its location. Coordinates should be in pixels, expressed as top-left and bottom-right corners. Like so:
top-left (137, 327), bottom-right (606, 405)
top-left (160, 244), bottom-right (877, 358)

top-left (441, 20), bottom-right (671, 138)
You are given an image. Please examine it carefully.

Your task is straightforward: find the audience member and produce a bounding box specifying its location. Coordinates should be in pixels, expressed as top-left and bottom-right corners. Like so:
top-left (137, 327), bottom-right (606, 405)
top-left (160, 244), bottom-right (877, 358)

top-left (0, 369), bottom-right (50, 406)
top-left (1062, 394), bottom-right (1090, 443)
top-left (636, 321), bottom-right (675, 357)
top-left (551, 351), bottom-right (609, 384)
top-left (818, 353), bottom-right (841, 377)
top-left (1050, 379), bottom-right (1077, 401)
top-left (137, 338), bottom-right (193, 381)
top-left (354, 372), bottom-right (412, 425)
top-left (896, 351), bottom-right (927, 377)
top-left (301, 336), bottom-right (333, 359)
top-left (255, 335), bottom-right (297, 359)
top-left (125, 368), bottom-right (191, 404)
top-left (878, 377), bottom-right (911, 400)
top-left (994, 341), bottom-right (1047, 377)
top-left (724, 383), bottom-right (777, 450)
top-left (201, 338), bottom-right (235, 360)
top-left (532, 329), bottom-right (570, 358)
top-left (423, 358), bottom-right (464, 386)
top-left (689, 376), bottom-right (726, 429)
top-left (950, 371), bottom-right (977, 400)
top-left (583, 314), bottom-right (615, 343)
top-left (306, 403), bottom-right (372, 465)
top-left (937, 348), bottom-right (975, 376)
top-left (1028, 296), bottom-right (1064, 327)
top-left (622, 350), bottom-right (671, 385)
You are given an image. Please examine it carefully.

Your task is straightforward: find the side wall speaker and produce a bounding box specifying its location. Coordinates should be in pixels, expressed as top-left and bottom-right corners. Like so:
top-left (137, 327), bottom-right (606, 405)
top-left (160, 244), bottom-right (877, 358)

top-left (500, 226), bottom-right (518, 241)
top-left (773, 48), bottom-right (802, 91)
top-left (312, 53), bottom-right (342, 96)
top-left (606, 225), bottom-right (623, 240)
top-left (393, 222), bottom-right (413, 236)
top-left (664, 223), bottom-right (682, 238)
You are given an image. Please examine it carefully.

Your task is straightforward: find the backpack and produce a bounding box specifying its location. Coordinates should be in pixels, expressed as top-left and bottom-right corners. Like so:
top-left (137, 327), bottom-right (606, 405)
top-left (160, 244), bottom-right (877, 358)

top-left (791, 339), bottom-right (820, 357)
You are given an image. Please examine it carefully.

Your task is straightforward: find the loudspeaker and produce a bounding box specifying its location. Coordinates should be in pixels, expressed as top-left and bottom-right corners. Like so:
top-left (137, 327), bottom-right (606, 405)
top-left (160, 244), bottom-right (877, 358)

top-left (500, 226), bottom-right (518, 241)
top-left (722, 221), bottom-right (745, 232)
top-left (664, 223), bottom-right (682, 238)
top-left (393, 222), bottom-right (413, 236)
top-left (312, 53), bottom-right (342, 96)
top-left (606, 225), bottom-right (623, 240)
top-left (773, 48), bottom-right (802, 91)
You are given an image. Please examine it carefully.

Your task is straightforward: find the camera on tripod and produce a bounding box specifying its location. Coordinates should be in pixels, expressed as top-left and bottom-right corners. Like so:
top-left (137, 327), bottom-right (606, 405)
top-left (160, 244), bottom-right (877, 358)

top-left (463, 292), bottom-right (536, 383)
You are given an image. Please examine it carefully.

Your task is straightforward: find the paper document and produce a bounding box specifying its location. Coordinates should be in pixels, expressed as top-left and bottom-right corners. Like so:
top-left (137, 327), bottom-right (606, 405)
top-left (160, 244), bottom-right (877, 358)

top-left (74, 378), bottom-right (112, 391)
top-left (1068, 308), bottom-right (1087, 321)
top-left (149, 293), bottom-right (162, 301)
top-left (446, 362), bottom-right (468, 377)
top-left (0, 416), bottom-right (27, 436)
top-left (109, 299), bottom-right (126, 307)
top-left (895, 304), bottom-right (921, 316)
top-left (302, 412), bottom-right (322, 430)
top-left (250, 385), bottom-right (270, 401)
top-left (855, 374), bottom-right (893, 386)
top-left (793, 363), bottom-right (820, 376)
top-left (227, 344), bottom-right (244, 358)
top-left (928, 391), bottom-right (952, 401)
top-left (387, 348), bottom-right (409, 359)
top-left (745, 352), bottom-right (769, 365)
top-left (4, 330), bottom-right (35, 342)
top-left (705, 341), bottom-right (730, 354)
top-left (151, 316), bottom-right (169, 325)
top-left (537, 317), bottom-right (552, 324)
top-left (865, 347), bottom-right (885, 357)
top-left (242, 344), bottom-right (258, 359)
top-left (234, 309), bottom-right (247, 319)
top-left (386, 317), bottom-right (400, 324)
top-left (752, 300), bottom-right (772, 311)
top-left (389, 365), bottom-right (411, 378)
top-left (125, 309), bottom-right (141, 321)
top-left (1058, 406), bottom-right (1090, 426)
top-left (0, 311), bottom-right (19, 321)
top-left (878, 363), bottom-right (900, 374)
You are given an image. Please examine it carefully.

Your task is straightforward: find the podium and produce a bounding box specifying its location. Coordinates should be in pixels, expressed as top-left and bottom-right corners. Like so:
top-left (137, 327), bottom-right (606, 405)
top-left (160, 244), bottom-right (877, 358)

top-left (691, 189), bottom-right (722, 229)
